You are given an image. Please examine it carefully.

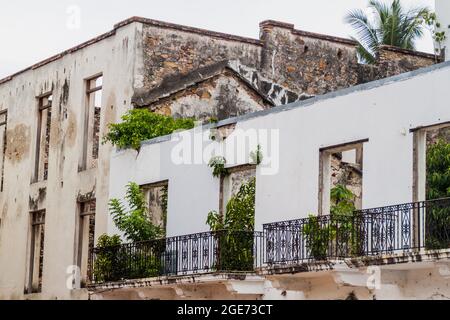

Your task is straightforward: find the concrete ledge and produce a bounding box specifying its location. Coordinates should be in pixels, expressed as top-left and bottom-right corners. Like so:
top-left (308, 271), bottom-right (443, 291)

top-left (88, 272), bottom-right (262, 293)
top-left (345, 248), bottom-right (450, 268)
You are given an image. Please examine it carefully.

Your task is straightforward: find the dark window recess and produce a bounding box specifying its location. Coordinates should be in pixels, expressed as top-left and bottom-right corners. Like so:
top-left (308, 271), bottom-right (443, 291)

top-left (26, 210), bottom-right (46, 294)
top-left (77, 200), bottom-right (96, 286)
top-left (34, 94), bottom-right (52, 182)
top-left (0, 110), bottom-right (7, 192)
top-left (81, 75), bottom-right (102, 170)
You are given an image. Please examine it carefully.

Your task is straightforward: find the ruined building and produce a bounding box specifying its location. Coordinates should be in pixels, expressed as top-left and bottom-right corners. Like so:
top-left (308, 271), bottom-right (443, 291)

top-left (0, 17), bottom-right (442, 300)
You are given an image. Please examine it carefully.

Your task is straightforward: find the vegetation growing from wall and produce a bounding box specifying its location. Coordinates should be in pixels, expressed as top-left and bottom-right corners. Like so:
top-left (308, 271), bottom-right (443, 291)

top-left (250, 145), bottom-right (263, 166)
top-left (426, 139), bottom-right (450, 249)
top-left (207, 178), bottom-right (256, 271)
top-left (103, 109), bottom-right (195, 150)
top-left (208, 156), bottom-right (229, 178)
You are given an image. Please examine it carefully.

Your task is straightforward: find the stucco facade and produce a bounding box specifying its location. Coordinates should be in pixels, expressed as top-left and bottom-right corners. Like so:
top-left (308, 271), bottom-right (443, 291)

top-left (105, 62), bottom-right (450, 300)
top-left (0, 16), bottom-right (443, 300)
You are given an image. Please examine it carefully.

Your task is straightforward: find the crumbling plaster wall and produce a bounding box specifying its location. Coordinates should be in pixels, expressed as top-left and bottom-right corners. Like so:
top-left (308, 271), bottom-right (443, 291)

top-left (0, 22), bottom-right (141, 300)
top-left (150, 73), bottom-right (272, 122)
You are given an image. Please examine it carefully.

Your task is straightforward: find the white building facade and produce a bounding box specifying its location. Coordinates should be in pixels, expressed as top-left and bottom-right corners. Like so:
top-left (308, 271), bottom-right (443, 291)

top-left (99, 62), bottom-right (450, 300)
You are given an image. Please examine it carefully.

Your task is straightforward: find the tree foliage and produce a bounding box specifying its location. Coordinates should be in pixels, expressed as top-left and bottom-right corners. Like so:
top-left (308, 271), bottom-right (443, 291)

top-left (303, 184), bottom-right (362, 260)
top-left (109, 182), bottom-right (165, 242)
top-left (426, 139), bottom-right (450, 200)
top-left (345, 0), bottom-right (429, 63)
top-left (207, 178), bottom-right (256, 231)
top-left (425, 139), bottom-right (450, 249)
top-left (103, 108), bottom-right (195, 150)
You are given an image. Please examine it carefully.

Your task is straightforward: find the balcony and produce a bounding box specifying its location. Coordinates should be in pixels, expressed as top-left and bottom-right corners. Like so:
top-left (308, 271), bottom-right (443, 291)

top-left (89, 230), bottom-right (264, 284)
top-left (89, 198), bottom-right (450, 286)
top-left (264, 197), bottom-right (450, 269)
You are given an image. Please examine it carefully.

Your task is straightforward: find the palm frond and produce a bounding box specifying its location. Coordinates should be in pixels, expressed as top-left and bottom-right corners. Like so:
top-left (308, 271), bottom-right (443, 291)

top-left (345, 9), bottom-right (379, 59)
top-left (355, 42), bottom-right (377, 64)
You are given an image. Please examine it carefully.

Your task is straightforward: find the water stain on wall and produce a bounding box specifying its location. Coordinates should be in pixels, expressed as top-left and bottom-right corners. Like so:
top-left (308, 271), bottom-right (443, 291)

top-left (6, 124), bottom-right (30, 163)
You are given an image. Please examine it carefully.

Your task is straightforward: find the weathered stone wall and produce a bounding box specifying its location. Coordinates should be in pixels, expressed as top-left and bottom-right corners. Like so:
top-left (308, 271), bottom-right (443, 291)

top-left (140, 24), bottom-right (262, 92)
top-left (137, 19), bottom-right (438, 114)
top-left (259, 21), bottom-right (361, 96)
top-left (149, 72), bottom-right (272, 122)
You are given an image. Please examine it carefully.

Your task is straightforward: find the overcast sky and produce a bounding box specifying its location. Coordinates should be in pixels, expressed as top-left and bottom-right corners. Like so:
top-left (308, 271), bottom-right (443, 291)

top-left (0, 0), bottom-right (434, 79)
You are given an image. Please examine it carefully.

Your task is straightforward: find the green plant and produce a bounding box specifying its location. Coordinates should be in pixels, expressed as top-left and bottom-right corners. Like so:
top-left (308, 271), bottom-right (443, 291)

top-left (426, 139), bottom-right (450, 200)
top-left (92, 234), bottom-right (125, 283)
top-left (207, 178), bottom-right (256, 271)
top-left (330, 184), bottom-right (356, 216)
top-left (103, 108), bottom-right (195, 150)
top-left (250, 145), bottom-right (263, 166)
top-left (109, 182), bottom-right (164, 243)
top-left (207, 178), bottom-right (256, 232)
top-left (422, 12), bottom-right (447, 59)
top-left (425, 139), bottom-right (450, 249)
top-left (303, 215), bottom-right (333, 260)
top-left (93, 234), bottom-right (164, 282)
top-left (345, 0), bottom-right (430, 63)
top-left (208, 156), bottom-right (229, 178)
top-left (303, 185), bottom-right (363, 260)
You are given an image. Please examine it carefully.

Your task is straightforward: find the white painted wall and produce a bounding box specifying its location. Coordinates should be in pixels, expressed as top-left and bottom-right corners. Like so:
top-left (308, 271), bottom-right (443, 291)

top-left (109, 63), bottom-right (450, 235)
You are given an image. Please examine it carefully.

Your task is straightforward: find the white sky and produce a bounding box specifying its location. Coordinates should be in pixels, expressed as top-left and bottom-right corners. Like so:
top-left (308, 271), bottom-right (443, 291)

top-left (0, 0), bottom-right (434, 79)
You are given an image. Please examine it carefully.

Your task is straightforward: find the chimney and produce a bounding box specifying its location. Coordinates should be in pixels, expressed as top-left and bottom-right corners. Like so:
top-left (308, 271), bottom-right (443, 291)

top-left (435, 0), bottom-right (450, 60)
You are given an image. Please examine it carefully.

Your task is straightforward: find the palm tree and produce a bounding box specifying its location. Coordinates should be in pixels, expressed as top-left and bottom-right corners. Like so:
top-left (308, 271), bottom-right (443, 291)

top-left (345, 0), bottom-right (429, 64)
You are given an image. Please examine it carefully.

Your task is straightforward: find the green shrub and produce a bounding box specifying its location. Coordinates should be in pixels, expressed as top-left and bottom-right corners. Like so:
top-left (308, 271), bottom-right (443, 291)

top-left (103, 109), bottom-right (195, 150)
top-left (109, 182), bottom-right (165, 243)
top-left (303, 184), bottom-right (364, 260)
top-left (93, 234), bottom-right (126, 283)
top-left (426, 139), bottom-right (450, 249)
top-left (207, 178), bottom-right (256, 271)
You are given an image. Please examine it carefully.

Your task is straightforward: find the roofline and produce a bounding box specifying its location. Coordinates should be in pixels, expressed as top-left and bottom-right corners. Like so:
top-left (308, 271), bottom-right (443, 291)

top-left (140, 60), bottom-right (450, 148)
top-left (0, 16), bottom-right (438, 86)
top-left (379, 44), bottom-right (439, 61)
top-left (0, 17), bottom-right (263, 86)
top-left (260, 20), bottom-right (357, 46)
top-left (116, 17), bottom-right (263, 46)
top-left (259, 20), bottom-right (438, 60)
top-left (0, 29), bottom-right (117, 85)
top-left (133, 60), bottom-right (275, 107)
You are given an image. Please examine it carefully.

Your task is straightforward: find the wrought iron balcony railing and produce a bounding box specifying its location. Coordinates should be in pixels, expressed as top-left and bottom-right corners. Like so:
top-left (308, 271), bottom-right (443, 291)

top-left (264, 198), bottom-right (450, 267)
top-left (89, 230), bottom-right (264, 284)
top-left (89, 198), bottom-right (450, 284)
